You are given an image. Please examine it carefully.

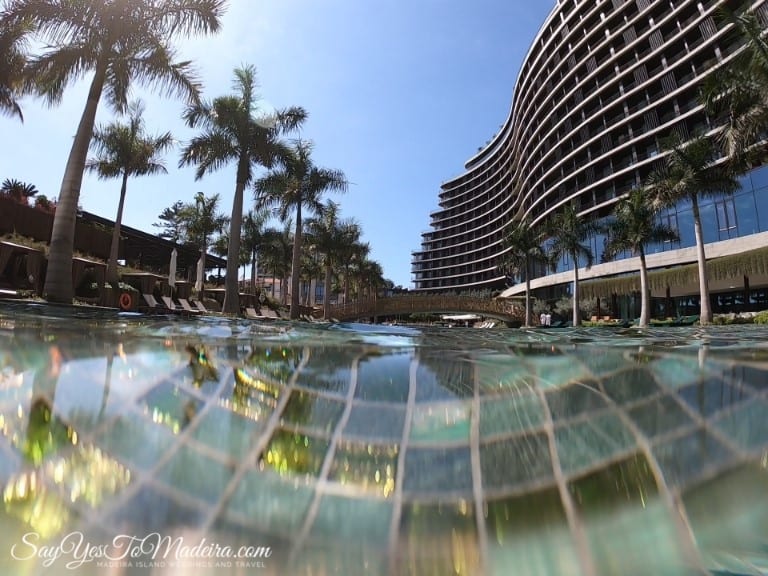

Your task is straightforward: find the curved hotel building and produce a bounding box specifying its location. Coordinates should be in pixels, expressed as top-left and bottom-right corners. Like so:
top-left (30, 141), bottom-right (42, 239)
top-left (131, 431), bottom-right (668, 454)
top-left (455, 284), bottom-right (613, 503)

top-left (412, 0), bottom-right (768, 314)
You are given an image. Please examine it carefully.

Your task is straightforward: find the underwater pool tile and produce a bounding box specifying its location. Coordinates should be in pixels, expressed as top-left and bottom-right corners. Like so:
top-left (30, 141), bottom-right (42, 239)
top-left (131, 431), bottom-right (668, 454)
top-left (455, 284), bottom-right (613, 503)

top-left (327, 441), bottom-right (398, 497)
top-left (104, 484), bottom-right (207, 533)
top-left (627, 394), bottom-right (695, 439)
top-left (308, 494), bottom-right (392, 545)
top-left (723, 363), bottom-right (768, 392)
top-left (260, 429), bottom-right (330, 478)
top-left (533, 355), bottom-right (592, 389)
top-left (601, 367), bottom-right (660, 404)
top-left (653, 428), bottom-right (735, 488)
top-left (475, 355), bottom-right (539, 396)
top-left (294, 350), bottom-right (354, 396)
top-left (220, 370), bottom-right (281, 423)
top-left (242, 346), bottom-right (302, 384)
top-left (227, 469), bottom-right (314, 535)
top-left (95, 412), bottom-right (175, 470)
top-left (485, 489), bottom-right (582, 576)
top-left (682, 464), bottom-right (768, 570)
top-left (481, 433), bottom-right (553, 489)
top-left (649, 356), bottom-right (714, 390)
top-left (572, 348), bottom-right (635, 377)
top-left (403, 446), bottom-right (472, 495)
top-left (280, 390), bottom-right (345, 435)
top-left (545, 381), bottom-right (608, 421)
top-left (479, 392), bottom-right (545, 438)
top-left (414, 357), bottom-right (474, 402)
top-left (677, 378), bottom-right (752, 418)
top-left (354, 354), bottom-right (411, 403)
top-left (156, 445), bottom-right (234, 505)
top-left (568, 454), bottom-right (658, 509)
top-left (396, 501), bottom-right (480, 576)
top-left (294, 543), bottom-right (388, 576)
top-left (410, 401), bottom-right (471, 443)
top-left (555, 411), bottom-right (636, 477)
top-left (139, 380), bottom-right (205, 434)
top-left (344, 403), bottom-right (406, 441)
top-left (190, 404), bottom-right (260, 459)
top-left (712, 399), bottom-right (768, 452)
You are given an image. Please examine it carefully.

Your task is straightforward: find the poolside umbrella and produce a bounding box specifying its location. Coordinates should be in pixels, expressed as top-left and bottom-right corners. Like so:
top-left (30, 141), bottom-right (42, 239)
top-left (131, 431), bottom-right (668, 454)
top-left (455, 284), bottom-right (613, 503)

top-left (168, 249), bottom-right (177, 289)
top-left (195, 257), bottom-right (204, 292)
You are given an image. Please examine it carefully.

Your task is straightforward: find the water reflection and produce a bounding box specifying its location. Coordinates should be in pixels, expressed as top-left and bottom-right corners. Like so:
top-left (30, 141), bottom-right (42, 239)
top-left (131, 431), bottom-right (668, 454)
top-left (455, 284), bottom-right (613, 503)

top-left (0, 303), bottom-right (767, 575)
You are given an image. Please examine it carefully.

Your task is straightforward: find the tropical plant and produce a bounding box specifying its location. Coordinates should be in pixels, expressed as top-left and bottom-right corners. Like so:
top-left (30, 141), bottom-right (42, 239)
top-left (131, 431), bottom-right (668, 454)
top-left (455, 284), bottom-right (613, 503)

top-left (546, 203), bottom-right (600, 326)
top-left (255, 140), bottom-right (348, 319)
top-left (499, 217), bottom-right (548, 327)
top-left (0, 177), bottom-right (37, 203)
top-left (602, 188), bottom-right (679, 327)
top-left (338, 238), bottom-right (368, 304)
top-left (4, 0), bottom-right (224, 303)
top-left (153, 200), bottom-right (188, 243)
top-left (647, 135), bottom-right (739, 324)
top-left (304, 200), bottom-right (360, 319)
top-left (261, 220), bottom-right (293, 304)
top-left (700, 6), bottom-right (768, 169)
top-left (184, 192), bottom-right (228, 298)
top-left (33, 193), bottom-right (54, 213)
top-left (86, 100), bottom-right (173, 283)
top-left (354, 258), bottom-right (385, 300)
top-left (179, 64), bottom-right (306, 314)
top-left (0, 13), bottom-right (31, 121)
top-left (242, 208), bottom-right (270, 293)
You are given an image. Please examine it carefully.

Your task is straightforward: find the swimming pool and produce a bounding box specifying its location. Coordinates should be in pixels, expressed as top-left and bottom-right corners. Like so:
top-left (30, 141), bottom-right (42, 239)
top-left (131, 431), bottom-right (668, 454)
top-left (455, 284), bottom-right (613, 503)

top-left (0, 302), bottom-right (766, 575)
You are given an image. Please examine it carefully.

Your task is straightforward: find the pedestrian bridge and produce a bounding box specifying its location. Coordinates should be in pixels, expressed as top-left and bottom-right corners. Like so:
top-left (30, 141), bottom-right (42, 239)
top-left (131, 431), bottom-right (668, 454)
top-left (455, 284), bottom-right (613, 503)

top-left (325, 294), bottom-right (525, 324)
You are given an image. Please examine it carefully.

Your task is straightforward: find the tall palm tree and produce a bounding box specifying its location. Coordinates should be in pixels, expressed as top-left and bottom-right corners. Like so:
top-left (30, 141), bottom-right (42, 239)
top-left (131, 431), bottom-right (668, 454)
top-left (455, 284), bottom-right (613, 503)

top-left (255, 140), bottom-right (348, 319)
top-left (0, 13), bottom-right (31, 121)
top-left (179, 64), bottom-right (306, 314)
top-left (5, 0), bottom-right (225, 303)
top-left (261, 221), bottom-right (293, 305)
top-left (602, 188), bottom-right (679, 327)
top-left (338, 238), bottom-right (368, 305)
top-left (700, 6), bottom-right (768, 169)
top-left (86, 100), bottom-right (173, 284)
top-left (242, 208), bottom-right (269, 294)
top-left (547, 203), bottom-right (599, 327)
top-left (354, 258), bottom-right (384, 300)
top-left (184, 191), bottom-right (228, 299)
top-left (304, 200), bottom-right (359, 319)
top-left (499, 217), bottom-right (548, 327)
top-left (647, 135), bottom-right (739, 324)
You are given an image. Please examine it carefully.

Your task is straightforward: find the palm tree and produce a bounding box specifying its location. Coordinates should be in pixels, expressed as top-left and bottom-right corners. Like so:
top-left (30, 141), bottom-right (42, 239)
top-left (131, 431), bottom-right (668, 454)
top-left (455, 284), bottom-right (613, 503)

top-left (547, 203), bottom-right (599, 327)
top-left (338, 238), bottom-right (368, 304)
top-left (86, 100), bottom-right (173, 284)
top-left (261, 221), bottom-right (293, 304)
top-left (1, 177), bottom-right (38, 203)
top-left (255, 140), bottom-right (348, 319)
top-left (242, 208), bottom-right (270, 294)
top-left (5, 0), bottom-right (225, 303)
top-left (499, 218), bottom-right (548, 327)
top-left (354, 258), bottom-right (384, 300)
top-left (647, 135), bottom-right (739, 324)
top-left (700, 6), bottom-right (768, 169)
top-left (0, 14), bottom-right (31, 121)
top-left (184, 192), bottom-right (228, 299)
top-left (179, 64), bottom-right (305, 314)
top-left (602, 188), bottom-right (679, 327)
top-left (304, 200), bottom-right (359, 319)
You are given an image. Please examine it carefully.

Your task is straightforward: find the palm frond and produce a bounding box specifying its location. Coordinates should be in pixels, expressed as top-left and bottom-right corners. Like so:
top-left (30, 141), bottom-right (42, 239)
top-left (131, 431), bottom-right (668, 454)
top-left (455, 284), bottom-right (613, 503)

top-left (178, 130), bottom-right (238, 179)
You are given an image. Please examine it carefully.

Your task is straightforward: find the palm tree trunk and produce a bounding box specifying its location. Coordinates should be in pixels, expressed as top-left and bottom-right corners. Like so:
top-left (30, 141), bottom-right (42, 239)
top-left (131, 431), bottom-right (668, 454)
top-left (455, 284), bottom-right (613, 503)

top-left (691, 196), bottom-right (712, 324)
top-left (524, 257), bottom-right (531, 327)
top-left (572, 255), bottom-right (581, 326)
top-left (323, 264), bottom-right (332, 320)
top-left (222, 173), bottom-right (246, 314)
top-left (290, 201), bottom-right (302, 319)
top-left (638, 248), bottom-right (650, 328)
top-left (250, 249), bottom-right (257, 294)
top-left (106, 171), bottom-right (129, 285)
top-left (43, 62), bottom-right (108, 303)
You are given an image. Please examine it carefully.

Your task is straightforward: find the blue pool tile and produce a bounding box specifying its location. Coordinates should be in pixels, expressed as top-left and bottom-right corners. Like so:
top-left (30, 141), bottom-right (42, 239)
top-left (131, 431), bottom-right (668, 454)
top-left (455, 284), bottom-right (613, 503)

top-left (653, 428), bottom-right (736, 488)
top-left (676, 378), bottom-right (752, 418)
top-left (481, 433), bottom-right (553, 489)
top-left (555, 411), bottom-right (636, 477)
top-left (403, 446), bottom-right (472, 495)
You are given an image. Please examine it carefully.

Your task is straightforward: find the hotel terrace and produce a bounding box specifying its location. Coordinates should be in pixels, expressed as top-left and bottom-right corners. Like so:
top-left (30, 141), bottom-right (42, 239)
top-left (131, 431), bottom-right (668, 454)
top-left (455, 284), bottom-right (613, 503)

top-left (412, 0), bottom-right (768, 316)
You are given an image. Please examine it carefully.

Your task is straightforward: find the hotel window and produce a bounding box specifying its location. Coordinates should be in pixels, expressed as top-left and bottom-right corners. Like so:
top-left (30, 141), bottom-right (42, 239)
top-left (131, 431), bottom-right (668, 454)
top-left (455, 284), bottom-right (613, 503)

top-left (716, 197), bottom-right (738, 239)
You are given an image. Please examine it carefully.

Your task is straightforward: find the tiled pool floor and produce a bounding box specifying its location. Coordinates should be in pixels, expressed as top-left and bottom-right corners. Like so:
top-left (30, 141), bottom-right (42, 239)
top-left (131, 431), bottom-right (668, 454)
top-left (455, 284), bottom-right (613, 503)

top-left (0, 303), bottom-right (767, 575)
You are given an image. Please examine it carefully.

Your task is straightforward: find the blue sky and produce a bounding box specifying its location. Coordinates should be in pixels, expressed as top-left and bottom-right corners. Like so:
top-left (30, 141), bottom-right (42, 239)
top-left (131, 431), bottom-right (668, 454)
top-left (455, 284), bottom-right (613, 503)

top-left (0, 0), bottom-right (554, 288)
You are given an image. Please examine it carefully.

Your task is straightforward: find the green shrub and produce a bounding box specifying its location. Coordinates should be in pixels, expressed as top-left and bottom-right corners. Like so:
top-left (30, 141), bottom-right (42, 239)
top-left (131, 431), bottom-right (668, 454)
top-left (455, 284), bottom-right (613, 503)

top-left (754, 311), bottom-right (768, 324)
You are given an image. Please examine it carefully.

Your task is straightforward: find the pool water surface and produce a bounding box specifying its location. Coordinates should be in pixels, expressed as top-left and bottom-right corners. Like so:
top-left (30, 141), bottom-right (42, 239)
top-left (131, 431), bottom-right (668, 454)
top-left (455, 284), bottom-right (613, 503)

top-left (0, 302), bottom-right (767, 575)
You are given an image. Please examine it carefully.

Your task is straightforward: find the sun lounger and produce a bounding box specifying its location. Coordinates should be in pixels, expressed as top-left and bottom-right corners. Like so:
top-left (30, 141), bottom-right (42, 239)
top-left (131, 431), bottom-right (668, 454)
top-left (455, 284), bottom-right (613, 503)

top-left (194, 300), bottom-right (208, 313)
top-left (161, 296), bottom-right (182, 312)
top-left (178, 298), bottom-right (201, 314)
top-left (142, 293), bottom-right (162, 312)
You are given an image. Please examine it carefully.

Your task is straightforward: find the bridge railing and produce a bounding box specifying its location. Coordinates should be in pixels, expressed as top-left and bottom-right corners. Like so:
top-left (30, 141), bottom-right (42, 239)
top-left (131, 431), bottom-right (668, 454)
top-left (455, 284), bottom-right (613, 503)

top-left (327, 294), bottom-right (524, 321)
